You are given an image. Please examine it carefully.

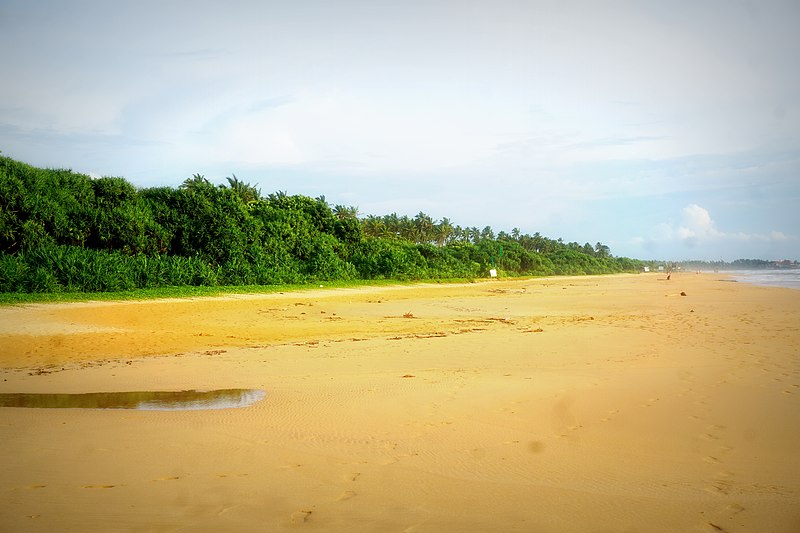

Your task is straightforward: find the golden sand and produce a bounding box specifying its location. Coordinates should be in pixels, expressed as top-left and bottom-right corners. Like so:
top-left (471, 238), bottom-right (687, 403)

top-left (1, 273), bottom-right (799, 532)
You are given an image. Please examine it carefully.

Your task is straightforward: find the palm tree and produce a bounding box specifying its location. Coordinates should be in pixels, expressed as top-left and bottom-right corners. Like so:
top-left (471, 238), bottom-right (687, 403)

top-left (595, 242), bottom-right (611, 258)
top-left (378, 213), bottom-right (393, 238)
top-left (468, 226), bottom-right (480, 244)
top-left (413, 212), bottom-right (434, 244)
top-left (268, 190), bottom-right (288, 202)
top-left (333, 205), bottom-right (359, 220)
top-left (181, 173), bottom-right (212, 191)
top-left (434, 217), bottom-right (453, 246)
top-left (362, 215), bottom-right (386, 237)
top-left (226, 174), bottom-right (261, 204)
top-left (532, 232), bottom-right (545, 253)
top-left (452, 225), bottom-right (467, 243)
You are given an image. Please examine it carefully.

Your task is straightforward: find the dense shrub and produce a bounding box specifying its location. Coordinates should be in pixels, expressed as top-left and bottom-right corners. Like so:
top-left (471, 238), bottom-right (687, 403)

top-left (0, 155), bottom-right (643, 293)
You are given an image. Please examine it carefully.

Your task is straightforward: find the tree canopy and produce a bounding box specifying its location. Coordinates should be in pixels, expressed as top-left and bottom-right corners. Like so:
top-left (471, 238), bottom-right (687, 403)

top-left (0, 155), bottom-right (642, 293)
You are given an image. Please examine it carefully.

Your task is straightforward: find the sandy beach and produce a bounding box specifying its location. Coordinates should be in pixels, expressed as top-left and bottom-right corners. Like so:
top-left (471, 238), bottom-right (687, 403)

top-left (1, 273), bottom-right (799, 532)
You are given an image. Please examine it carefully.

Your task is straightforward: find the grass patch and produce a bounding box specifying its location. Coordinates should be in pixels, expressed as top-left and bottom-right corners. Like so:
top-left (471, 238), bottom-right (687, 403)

top-left (0, 277), bottom-right (482, 306)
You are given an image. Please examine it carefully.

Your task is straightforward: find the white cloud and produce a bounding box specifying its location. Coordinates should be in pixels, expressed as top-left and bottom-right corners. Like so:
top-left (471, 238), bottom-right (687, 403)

top-left (634, 204), bottom-right (795, 256)
top-left (677, 204), bottom-right (722, 245)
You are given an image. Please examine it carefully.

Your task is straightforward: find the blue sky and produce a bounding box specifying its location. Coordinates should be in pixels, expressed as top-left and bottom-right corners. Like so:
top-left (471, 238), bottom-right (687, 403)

top-left (1, 0), bottom-right (798, 261)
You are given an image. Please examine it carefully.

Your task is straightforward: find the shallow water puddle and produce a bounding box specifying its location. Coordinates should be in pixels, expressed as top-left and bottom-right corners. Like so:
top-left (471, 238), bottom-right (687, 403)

top-left (0, 389), bottom-right (266, 410)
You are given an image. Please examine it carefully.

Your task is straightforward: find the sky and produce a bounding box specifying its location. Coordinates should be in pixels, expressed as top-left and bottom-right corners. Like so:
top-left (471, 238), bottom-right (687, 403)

top-left (1, 0), bottom-right (798, 261)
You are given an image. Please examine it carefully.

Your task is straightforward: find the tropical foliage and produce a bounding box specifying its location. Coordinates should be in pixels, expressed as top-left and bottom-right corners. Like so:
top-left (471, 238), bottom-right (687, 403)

top-left (0, 156), bottom-right (643, 293)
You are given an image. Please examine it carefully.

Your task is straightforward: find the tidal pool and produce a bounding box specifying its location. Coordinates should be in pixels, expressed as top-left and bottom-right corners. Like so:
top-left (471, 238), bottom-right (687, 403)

top-left (0, 389), bottom-right (266, 410)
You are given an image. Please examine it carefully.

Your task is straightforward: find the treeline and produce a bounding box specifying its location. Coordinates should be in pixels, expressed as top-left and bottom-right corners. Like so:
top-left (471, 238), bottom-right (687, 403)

top-left (0, 156), bottom-right (642, 293)
top-left (675, 259), bottom-right (797, 270)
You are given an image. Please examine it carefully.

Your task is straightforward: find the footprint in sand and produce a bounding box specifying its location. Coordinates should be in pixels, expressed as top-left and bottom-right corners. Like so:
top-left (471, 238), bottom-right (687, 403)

top-left (338, 490), bottom-right (357, 501)
top-left (706, 521), bottom-right (729, 532)
top-left (152, 476), bottom-right (181, 481)
top-left (639, 397), bottom-right (660, 408)
top-left (600, 409), bottom-right (619, 422)
top-left (528, 441), bottom-right (545, 453)
top-left (217, 504), bottom-right (241, 517)
top-left (726, 503), bottom-right (745, 517)
top-left (705, 470), bottom-right (736, 496)
top-left (705, 480), bottom-right (732, 496)
top-left (291, 509), bottom-right (313, 523)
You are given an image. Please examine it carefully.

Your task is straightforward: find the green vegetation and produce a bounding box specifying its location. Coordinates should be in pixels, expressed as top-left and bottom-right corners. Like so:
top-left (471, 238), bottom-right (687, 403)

top-left (0, 155), bottom-right (643, 295)
top-left (0, 278), bottom-right (444, 305)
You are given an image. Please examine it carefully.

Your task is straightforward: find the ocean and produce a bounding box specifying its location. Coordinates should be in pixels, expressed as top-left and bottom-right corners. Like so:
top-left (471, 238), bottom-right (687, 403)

top-left (721, 269), bottom-right (800, 290)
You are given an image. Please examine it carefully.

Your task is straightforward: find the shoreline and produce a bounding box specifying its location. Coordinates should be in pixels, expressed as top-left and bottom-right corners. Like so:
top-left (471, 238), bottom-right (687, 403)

top-left (718, 269), bottom-right (800, 291)
top-left (1, 273), bottom-right (799, 531)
